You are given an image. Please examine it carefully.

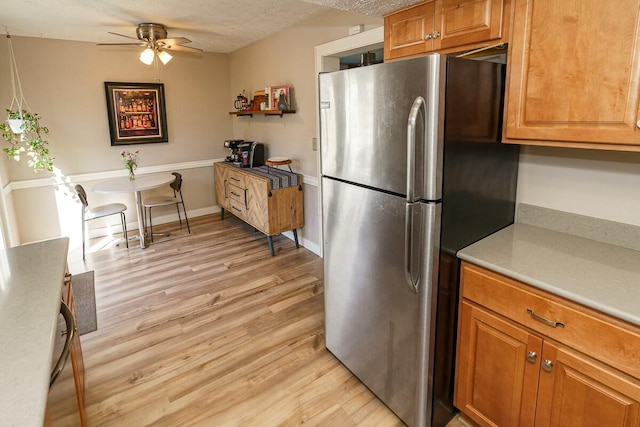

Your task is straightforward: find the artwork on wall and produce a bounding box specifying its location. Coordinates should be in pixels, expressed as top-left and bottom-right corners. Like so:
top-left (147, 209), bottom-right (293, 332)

top-left (104, 82), bottom-right (168, 145)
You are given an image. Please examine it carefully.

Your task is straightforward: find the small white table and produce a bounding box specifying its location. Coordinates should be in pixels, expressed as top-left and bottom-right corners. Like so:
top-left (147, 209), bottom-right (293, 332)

top-left (93, 173), bottom-right (175, 248)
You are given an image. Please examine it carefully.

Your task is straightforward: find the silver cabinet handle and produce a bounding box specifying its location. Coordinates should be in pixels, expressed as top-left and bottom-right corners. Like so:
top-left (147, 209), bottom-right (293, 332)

top-left (527, 308), bottom-right (565, 328)
top-left (50, 301), bottom-right (75, 387)
top-left (424, 31), bottom-right (440, 40)
top-left (542, 359), bottom-right (554, 372)
top-left (526, 351), bottom-right (537, 363)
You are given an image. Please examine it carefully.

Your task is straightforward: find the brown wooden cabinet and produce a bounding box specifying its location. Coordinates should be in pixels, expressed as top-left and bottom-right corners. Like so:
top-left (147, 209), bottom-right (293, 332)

top-left (59, 272), bottom-right (87, 426)
top-left (504, 0), bottom-right (640, 150)
top-left (214, 162), bottom-right (304, 256)
top-left (384, 0), bottom-right (510, 61)
top-left (455, 262), bottom-right (640, 427)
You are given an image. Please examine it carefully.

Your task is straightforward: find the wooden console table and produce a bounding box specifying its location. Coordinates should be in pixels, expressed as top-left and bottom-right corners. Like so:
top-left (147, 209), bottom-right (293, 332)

top-left (214, 162), bottom-right (304, 255)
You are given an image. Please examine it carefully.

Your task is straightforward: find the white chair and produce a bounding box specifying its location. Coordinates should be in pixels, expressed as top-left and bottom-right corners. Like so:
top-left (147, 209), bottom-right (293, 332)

top-left (142, 172), bottom-right (191, 242)
top-left (75, 184), bottom-right (128, 260)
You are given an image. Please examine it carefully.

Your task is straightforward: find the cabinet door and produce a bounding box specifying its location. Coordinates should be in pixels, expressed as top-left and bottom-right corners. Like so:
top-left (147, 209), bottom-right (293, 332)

top-left (455, 301), bottom-right (541, 427)
top-left (214, 164), bottom-right (229, 209)
top-left (245, 174), bottom-right (269, 233)
top-left (437, 0), bottom-right (506, 49)
top-left (384, 1), bottom-right (436, 60)
top-left (536, 342), bottom-right (640, 427)
top-left (505, 0), bottom-right (640, 148)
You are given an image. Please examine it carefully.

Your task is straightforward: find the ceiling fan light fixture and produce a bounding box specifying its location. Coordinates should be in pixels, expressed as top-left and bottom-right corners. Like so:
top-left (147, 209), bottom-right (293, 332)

top-left (158, 50), bottom-right (172, 65)
top-left (139, 48), bottom-right (155, 65)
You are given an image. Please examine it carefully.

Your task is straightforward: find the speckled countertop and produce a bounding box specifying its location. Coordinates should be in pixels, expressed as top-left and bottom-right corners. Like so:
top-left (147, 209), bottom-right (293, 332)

top-left (457, 205), bottom-right (640, 327)
top-left (0, 237), bottom-right (69, 427)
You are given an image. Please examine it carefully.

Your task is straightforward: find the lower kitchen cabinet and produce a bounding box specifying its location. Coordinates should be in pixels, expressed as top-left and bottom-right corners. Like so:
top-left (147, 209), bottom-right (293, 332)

top-left (455, 262), bottom-right (640, 427)
top-left (214, 162), bottom-right (304, 255)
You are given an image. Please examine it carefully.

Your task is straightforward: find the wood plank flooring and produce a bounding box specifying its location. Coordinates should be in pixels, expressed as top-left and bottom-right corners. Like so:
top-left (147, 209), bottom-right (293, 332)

top-left (48, 213), bottom-right (407, 426)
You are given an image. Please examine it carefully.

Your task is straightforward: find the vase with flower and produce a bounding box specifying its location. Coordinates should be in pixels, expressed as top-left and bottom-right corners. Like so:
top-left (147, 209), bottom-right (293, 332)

top-left (120, 149), bottom-right (139, 180)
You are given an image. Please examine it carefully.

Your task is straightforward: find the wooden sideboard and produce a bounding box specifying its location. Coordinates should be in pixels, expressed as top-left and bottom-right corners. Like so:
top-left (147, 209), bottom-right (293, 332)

top-left (214, 162), bottom-right (304, 256)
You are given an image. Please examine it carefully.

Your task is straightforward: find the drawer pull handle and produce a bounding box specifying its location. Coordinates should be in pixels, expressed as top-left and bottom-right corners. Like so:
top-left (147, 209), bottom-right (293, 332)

top-left (231, 177), bottom-right (240, 182)
top-left (231, 191), bottom-right (240, 197)
top-left (526, 351), bottom-right (537, 363)
top-left (527, 308), bottom-right (565, 328)
top-left (542, 359), bottom-right (554, 373)
top-left (232, 206), bottom-right (242, 213)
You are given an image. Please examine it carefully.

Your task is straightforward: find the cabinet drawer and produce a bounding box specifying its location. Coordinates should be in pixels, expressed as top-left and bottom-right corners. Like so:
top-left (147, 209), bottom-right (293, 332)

top-left (461, 262), bottom-right (640, 379)
top-left (227, 170), bottom-right (246, 189)
top-left (229, 199), bottom-right (246, 218)
top-left (228, 184), bottom-right (245, 204)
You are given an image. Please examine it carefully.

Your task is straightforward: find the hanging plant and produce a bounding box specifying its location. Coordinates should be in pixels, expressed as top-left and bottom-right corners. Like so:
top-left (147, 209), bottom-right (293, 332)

top-left (2, 34), bottom-right (55, 172)
top-left (0, 109), bottom-right (53, 172)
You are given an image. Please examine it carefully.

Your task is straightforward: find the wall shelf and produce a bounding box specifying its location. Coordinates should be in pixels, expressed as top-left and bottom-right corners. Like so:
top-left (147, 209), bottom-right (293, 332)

top-left (229, 109), bottom-right (296, 118)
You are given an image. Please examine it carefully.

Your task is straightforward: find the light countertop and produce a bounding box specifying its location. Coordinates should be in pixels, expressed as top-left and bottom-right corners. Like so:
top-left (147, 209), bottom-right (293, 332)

top-left (0, 237), bottom-right (69, 427)
top-left (458, 207), bottom-right (640, 327)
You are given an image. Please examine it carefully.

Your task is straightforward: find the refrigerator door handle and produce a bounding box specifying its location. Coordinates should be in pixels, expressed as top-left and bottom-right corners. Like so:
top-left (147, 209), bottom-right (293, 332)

top-left (406, 96), bottom-right (426, 202)
top-left (405, 96), bottom-right (426, 293)
top-left (404, 202), bottom-right (420, 293)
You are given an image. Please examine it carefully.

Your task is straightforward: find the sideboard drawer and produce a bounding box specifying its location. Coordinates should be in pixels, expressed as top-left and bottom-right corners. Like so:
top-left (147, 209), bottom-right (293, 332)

top-left (227, 171), bottom-right (246, 189)
top-left (228, 184), bottom-right (245, 204)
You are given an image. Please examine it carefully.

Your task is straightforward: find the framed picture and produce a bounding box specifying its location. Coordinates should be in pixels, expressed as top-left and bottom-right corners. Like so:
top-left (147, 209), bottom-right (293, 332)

top-left (269, 86), bottom-right (290, 111)
top-left (104, 82), bottom-right (168, 145)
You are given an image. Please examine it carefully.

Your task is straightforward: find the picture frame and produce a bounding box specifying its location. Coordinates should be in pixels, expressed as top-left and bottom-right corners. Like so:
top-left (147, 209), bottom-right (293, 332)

top-left (269, 85), bottom-right (291, 111)
top-left (104, 82), bottom-right (168, 146)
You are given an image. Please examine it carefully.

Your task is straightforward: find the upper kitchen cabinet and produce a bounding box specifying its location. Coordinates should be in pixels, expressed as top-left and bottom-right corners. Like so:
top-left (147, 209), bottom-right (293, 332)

top-left (384, 0), bottom-right (510, 61)
top-left (504, 0), bottom-right (640, 150)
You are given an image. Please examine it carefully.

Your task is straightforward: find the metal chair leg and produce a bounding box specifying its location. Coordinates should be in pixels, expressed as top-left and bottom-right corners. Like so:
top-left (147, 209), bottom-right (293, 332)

top-left (120, 212), bottom-right (129, 248)
top-left (181, 201), bottom-right (191, 234)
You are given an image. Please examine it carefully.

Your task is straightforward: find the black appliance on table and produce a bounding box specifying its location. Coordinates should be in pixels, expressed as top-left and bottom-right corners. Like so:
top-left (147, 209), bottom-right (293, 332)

top-left (224, 140), bottom-right (265, 168)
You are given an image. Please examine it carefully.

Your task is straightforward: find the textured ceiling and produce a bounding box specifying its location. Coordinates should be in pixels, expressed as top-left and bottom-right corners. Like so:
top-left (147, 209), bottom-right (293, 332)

top-left (0, 0), bottom-right (421, 54)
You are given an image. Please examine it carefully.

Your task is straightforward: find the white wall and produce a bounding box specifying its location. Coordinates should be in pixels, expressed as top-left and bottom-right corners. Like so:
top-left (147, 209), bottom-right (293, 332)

top-left (517, 145), bottom-right (640, 226)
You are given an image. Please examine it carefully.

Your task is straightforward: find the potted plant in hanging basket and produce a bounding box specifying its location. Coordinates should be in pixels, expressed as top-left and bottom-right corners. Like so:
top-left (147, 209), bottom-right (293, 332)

top-left (6, 109), bottom-right (25, 134)
top-left (0, 108), bottom-right (54, 172)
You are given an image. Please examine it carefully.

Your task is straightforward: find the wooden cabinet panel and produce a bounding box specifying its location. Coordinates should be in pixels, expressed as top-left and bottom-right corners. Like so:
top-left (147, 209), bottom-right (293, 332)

top-left (461, 262), bottom-right (640, 380)
top-left (536, 342), bottom-right (640, 427)
top-left (245, 174), bottom-right (269, 231)
top-left (385, 1), bottom-right (436, 60)
top-left (456, 262), bottom-right (640, 427)
top-left (61, 273), bottom-right (87, 427)
top-left (438, 0), bottom-right (506, 49)
top-left (384, 0), bottom-right (509, 60)
top-left (214, 164), bottom-right (229, 209)
top-left (505, 0), bottom-right (640, 149)
top-left (455, 301), bottom-right (541, 427)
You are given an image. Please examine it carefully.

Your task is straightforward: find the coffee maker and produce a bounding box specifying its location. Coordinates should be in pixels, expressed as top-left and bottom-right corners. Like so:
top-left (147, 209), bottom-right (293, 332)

top-left (224, 139), bottom-right (265, 168)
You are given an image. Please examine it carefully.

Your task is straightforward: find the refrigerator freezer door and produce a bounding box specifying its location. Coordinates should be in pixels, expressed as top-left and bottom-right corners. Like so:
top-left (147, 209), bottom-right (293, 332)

top-left (323, 177), bottom-right (441, 427)
top-left (319, 55), bottom-right (444, 199)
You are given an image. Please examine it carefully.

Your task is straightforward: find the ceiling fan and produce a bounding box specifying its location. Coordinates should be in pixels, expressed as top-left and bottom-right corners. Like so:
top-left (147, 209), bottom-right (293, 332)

top-left (97, 23), bottom-right (203, 65)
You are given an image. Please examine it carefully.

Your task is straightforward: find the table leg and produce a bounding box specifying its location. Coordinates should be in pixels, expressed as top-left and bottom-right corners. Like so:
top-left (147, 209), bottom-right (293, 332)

top-left (134, 190), bottom-right (146, 249)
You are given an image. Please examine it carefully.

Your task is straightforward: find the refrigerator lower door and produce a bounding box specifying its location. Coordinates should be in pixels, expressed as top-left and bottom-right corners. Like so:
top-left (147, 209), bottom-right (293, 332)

top-left (322, 177), bottom-right (441, 427)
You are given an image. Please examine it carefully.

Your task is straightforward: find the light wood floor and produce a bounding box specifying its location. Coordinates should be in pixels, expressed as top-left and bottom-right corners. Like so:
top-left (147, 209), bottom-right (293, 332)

top-left (49, 213), bottom-right (408, 426)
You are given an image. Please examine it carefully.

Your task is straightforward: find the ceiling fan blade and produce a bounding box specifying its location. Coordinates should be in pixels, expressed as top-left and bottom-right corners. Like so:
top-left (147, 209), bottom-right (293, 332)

top-left (107, 31), bottom-right (140, 40)
top-left (97, 42), bottom-right (146, 46)
top-left (161, 45), bottom-right (204, 55)
top-left (158, 37), bottom-right (192, 46)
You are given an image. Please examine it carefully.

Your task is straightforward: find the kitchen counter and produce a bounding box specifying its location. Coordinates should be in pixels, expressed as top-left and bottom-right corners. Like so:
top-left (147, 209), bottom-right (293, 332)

top-left (0, 237), bottom-right (69, 427)
top-left (457, 204), bottom-right (640, 327)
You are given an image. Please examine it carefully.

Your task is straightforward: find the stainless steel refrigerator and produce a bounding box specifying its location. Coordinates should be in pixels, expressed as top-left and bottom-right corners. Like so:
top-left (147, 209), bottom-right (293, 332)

top-left (319, 54), bottom-right (519, 427)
